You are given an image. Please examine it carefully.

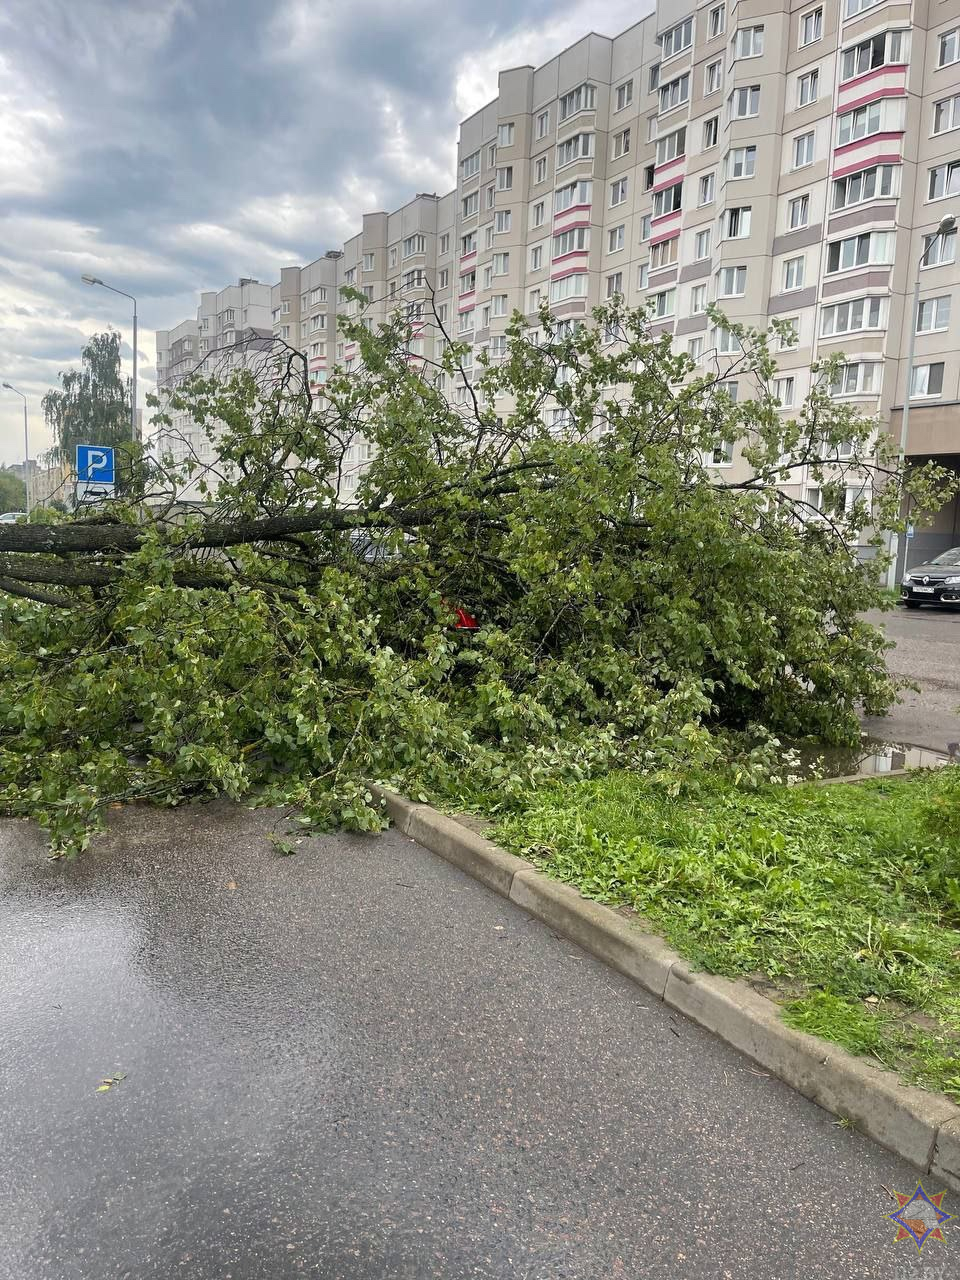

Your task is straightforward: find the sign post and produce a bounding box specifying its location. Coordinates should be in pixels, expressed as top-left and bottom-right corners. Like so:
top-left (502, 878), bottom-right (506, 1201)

top-left (76, 445), bottom-right (116, 503)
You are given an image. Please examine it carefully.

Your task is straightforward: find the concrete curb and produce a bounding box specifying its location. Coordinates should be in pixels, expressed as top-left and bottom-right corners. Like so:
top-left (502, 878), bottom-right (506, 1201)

top-left (369, 783), bottom-right (960, 1193)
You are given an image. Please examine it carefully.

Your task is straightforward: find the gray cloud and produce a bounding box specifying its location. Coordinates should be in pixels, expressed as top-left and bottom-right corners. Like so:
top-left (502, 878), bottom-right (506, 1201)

top-left (0, 0), bottom-right (646, 463)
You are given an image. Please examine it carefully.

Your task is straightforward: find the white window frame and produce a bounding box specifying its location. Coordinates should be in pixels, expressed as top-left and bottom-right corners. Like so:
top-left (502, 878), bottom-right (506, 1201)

top-left (783, 256), bottom-right (805, 290)
top-left (799, 7), bottom-right (823, 47)
top-left (716, 265), bottom-right (747, 297)
top-left (916, 295), bottom-right (951, 333)
top-left (797, 70), bottom-right (819, 108)
top-left (793, 131), bottom-right (815, 169)
top-left (615, 80), bottom-right (634, 111)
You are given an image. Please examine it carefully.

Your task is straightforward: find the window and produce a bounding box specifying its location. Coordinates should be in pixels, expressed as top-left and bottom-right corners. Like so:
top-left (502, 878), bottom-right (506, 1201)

top-left (923, 228), bottom-right (957, 266)
top-left (934, 95), bottom-right (960, 136)
top-left (311, 314), bottom-right (326, 332)
top-left (783, 255), bottom-right (806, 290)
top-left (606, 271), bottom-right (624, 298)
top-left (389, 247), bottom-right (398, 268)
top-left (699, 172), bottom-right (716, 205)
top-left (535, 156), bottom-right (548, 183)
top-left (832, 362), bottom-right (881, 395)
top-left (553, 227), bottom-right (589, 257)
top-left (461, 150), bottom-right (480, 179)
top-left (798, 70), bottom-right (819, 107)
top-left (491, 294), bottom-right (509, 318)
top-left (826, 230), bottom-right (894, 272)
top-left (729, 86), bottom-right (760, 118)
top-left (788, 194), bottom-right (810, 229)
top-left (778, 320), bottom-right (799, 350)
top-left (793, 132), bottom-right (815, 168)
top-left (610, 177), bottom-right (628, 206)
top-left (526, 202), bottom-right (543, 232)
top-left (438, 269), bottom-right (449, 289)
top-left (494, 210), bottom-right (512, 234)
top-left (727, 145), bottom-right (756, 178)
top-left (438, 234), bottom-right (450, 257)
top-left (774, 376), bottom-right (796, 408)
top-left (559, 82), bottom-right (597, 120)
top-left (650, 236), bottom-right (679, 269)
top-left (688, 336), bottom-right (705, 363)
top-left (457, 310), bottom-right (475, 335)
top-left (800, 8), bottom-right (823, 46)
top-left (361, 252), bottom-right (375, 272)
top-left (554, 179), bottom-right (591, 211)
top-left (691, 284), bottom-right (708, 314)
top-left (557, 133), bottom-right (594, 166)
top-left (917, 296), bottom-right (951, 332)
top-left (497, 123), bottom-right (514, 147)
top-left (709, 5), bottom-right (725, 38)
top-left (734, 26), bottom-right (764, 58)
top-left (652, 288), bottom-right (677, 318)
top-left (486, 184), bottom-right (496, 209)
top-left (659, 74), bottom-right (690, 114)
top-left (496, 167), bottom-right (513, 192)
top-left (841, 29), bottom-right (906, 81)
top-left (705, 60), bottom-right (723, 94)
top-left (649, 64), bottom-right (661, 92)
top-left (613, 128), bottom-right (631, 159)
top-left (487, 144), bottom-right (497, 168)
top-left (660, 17), bottom-right (693, 59)
top-left (653, 182), bottom-right (683, 216)
top-left (492, 252), bottom-right (509, 276)
top-left (528, 288), bottom-right (542, 312)
top-left (279, 325), bottom-right (290, 340)
top-left (403, 235), bottom-right (426, 258)
top-left (833, 163), bottom-right (898, 209)
top-left (710, 440), bottom-right (735, 466)
top-left (608, 225), bottom-right (625, 253)
top-left (461, 231), bottom-right (477, 256)
top-left (615, 80), bottom-right (634, 111)
top-left (844, 0), bottom-right (885, 15)
top-left (462, 192), bottom-right (479, 218)
top-left (640, 213), bottom-right (652, 240)
top-left (911, 363), bottom-right (945, 396)
top-left (311, 287), bottom-right (327, 305)
top-left (722, 205), bottom-right (751, 237)
top-left (820, 296), bottom-right (886, 336)
top-left (549, 273), bottom-right (589, 302)
top-left (716, 265), bottom-right (746, 296)
top-left (656, 126), bottom-right (686, 166)
top-left (703, 116), bottom-right (719, 148)
top-left (928, 161), bottom-right (960, 201)
top-left (940, 28), bottom-right (960, 68)
top-left (637, 262), bottom-right (649, 289)
top-left (536, 111), bottom-right (550, 139)
top-left (530, 245), bottom-right (543, 271)
top-left (644, 163), bottom-right (656, 191)
top-left (695, 228), bottom-right (712, 259)
top-left (837, 102), bottom-right (882, 146)
top-left (459, 271), bottom-right (476, 295)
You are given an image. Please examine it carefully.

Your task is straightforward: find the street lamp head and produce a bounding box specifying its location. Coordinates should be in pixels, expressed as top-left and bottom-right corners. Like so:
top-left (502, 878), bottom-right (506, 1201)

top-left (81, 274), bottom-right (104, 286)
top-left (1, 382), bottom-right (13, 390)
top-left (938, 214), bottom-right (957, 235)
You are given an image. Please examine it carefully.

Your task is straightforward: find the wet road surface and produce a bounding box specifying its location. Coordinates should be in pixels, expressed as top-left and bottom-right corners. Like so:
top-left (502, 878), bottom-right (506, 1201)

top-left (862, 606), bottom-right (960, 751)
top-left (0, 802), bottom-right (952, 1278)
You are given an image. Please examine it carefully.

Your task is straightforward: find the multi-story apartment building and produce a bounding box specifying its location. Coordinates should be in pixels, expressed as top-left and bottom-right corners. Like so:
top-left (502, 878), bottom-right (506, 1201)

top-left (157, 0), bottom-right (960, 561)
top-left (155, 278), bottom-right (273, 497)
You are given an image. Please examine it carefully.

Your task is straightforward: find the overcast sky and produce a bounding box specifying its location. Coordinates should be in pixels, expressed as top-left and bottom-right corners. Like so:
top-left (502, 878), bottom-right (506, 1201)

top-left (0, 0), bottom-right (653, 468)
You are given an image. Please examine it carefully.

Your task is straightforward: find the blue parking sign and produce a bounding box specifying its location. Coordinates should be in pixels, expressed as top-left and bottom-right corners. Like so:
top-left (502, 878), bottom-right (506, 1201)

top-left (76, 445), bottom-right (115, 486)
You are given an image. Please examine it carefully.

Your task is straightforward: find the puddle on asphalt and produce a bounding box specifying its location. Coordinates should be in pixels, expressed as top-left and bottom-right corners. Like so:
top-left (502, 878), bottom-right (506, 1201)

top-left (790, 736), bottom-right (950, 781)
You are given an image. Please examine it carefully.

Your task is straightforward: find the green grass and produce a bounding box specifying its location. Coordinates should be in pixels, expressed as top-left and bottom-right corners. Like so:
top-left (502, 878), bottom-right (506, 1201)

top-left (490, 768), bottom-right (960, 1099)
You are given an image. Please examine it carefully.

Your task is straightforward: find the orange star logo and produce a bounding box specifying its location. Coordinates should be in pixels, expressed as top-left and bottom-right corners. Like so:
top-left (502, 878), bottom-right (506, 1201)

top-left (887, 1183), bottom-right (953, 1252)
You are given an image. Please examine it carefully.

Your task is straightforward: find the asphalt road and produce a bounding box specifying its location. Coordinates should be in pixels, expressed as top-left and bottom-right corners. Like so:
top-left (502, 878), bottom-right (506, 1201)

top-left (861, 606), bottom-right (960, 750)
top-left (0, 802), bottom-right (950, 1279)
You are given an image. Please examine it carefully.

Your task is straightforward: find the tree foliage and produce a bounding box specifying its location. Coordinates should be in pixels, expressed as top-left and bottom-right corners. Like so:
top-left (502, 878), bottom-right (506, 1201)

top-left (41, 330), bottom-right (135, 489)
top-left (0, 300), bottom-right (954, 854)
top-left (0, 470), bottom-right (27, 513)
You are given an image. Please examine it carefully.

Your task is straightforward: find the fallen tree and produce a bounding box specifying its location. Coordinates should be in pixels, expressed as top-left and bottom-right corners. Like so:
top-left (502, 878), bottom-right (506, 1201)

top-left (0, 300), bottom-right (953, 854)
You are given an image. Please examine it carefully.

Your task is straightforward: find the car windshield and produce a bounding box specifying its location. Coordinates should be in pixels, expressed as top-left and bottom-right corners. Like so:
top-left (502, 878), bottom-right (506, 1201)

top-left (929, 548), bottom-right (960, 566)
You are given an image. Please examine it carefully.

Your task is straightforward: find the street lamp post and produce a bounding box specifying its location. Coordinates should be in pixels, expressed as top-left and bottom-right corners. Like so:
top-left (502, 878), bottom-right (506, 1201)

top-left (81, 275), bottom-right (138, 442)
top-left (889, 212), bottom-right (958, 587)
top-left (1, 382), bottom-right (31, 516)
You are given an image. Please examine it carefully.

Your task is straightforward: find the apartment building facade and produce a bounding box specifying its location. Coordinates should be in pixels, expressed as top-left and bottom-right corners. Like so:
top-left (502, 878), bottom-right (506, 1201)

top-left (155, 278), bottom-right (273, 497)
top-left (157, 0), bottom-right (960, 558)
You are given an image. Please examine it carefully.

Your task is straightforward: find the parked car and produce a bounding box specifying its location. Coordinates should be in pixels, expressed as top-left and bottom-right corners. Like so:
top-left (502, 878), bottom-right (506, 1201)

top-left (901, 547), bottom-right (960, 608)
top-left (0, 512), bottom-right (26, 524)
